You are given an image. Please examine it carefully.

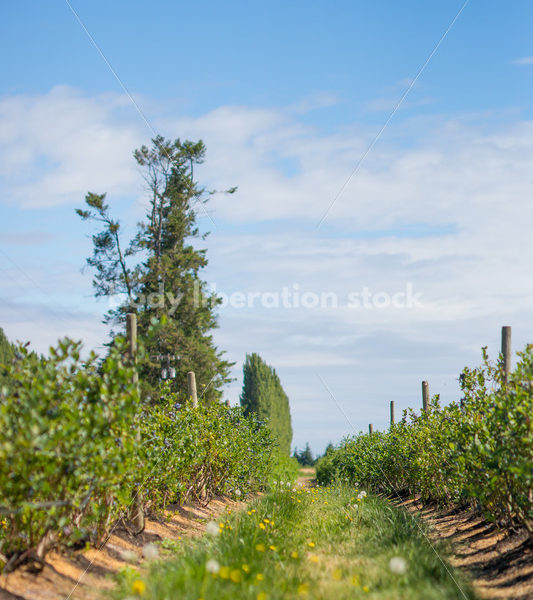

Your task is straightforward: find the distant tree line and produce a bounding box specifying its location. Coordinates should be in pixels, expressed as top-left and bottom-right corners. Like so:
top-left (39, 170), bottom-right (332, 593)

top-left (293, 442), bottom-right (334, 467)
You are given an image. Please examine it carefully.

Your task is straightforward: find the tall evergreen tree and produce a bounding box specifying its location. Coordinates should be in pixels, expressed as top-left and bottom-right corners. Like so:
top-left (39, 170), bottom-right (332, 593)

top-left (240, 353), bottom-right (292, 454)
top-left (77, 136), bottom-right (235, 402)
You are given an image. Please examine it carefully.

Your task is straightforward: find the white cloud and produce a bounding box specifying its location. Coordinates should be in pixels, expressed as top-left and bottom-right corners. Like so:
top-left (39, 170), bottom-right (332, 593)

top-left (0, 254), bottom-right (109, 354)
top-left (512, 56), bottom-right (533, 65)
top-left (2, 88), bottom-right (533, 452)
top-left (0, 299), bottom-right (108, 356)
top-left (0, 86), bottom-right (145, 208)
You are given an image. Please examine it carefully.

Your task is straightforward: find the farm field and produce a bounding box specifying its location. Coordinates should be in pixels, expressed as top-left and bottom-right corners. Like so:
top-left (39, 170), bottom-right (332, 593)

top-left (111, 478), bottom-right (477, 600)
top-left (1, 472), bottom-right (531, 600)
top-left (1, 318), bottom-right (531, 600)
top-left (2, 5), bottom-right (533, 598)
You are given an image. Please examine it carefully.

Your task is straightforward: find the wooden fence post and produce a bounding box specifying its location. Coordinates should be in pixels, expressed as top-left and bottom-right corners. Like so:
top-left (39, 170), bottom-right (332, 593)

top-left (501, 326), bottom-right (512, 383)
top-left (186, 371), bottom-right (202, 496)
top-left (422, 380), bottom-right (429, 412)
top-left (187, 371), bottom-right (198, 407)
top-left (126, 313), bottom-right (137, 380)
top-left (126, 313), bottom-right (144, 534)
top-left (390, 400), bottom-right (395, 427)
top-left (368, 423), bottom-right (373, 435)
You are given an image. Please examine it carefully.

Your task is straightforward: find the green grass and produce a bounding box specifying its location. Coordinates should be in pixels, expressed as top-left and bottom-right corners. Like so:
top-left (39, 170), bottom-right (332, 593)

top-left (111, 483), bottom-right (477, 600)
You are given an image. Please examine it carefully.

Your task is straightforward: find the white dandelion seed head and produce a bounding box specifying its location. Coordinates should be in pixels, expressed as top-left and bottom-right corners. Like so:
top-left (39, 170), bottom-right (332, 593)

top-left (206, 521), bottom-right (220, 536)
top-left (206, 559), bottom-right (220, 573)
top-left (235, 489), bottom-right (242, 497)
top-left (357, 491), bottom-right (367, 500)
top-left (119, 549), bottom-right (138, 563)
top-left (389, 556), bottom-right (407, 575)
top-left (142, 543), bottom-right (159, 560)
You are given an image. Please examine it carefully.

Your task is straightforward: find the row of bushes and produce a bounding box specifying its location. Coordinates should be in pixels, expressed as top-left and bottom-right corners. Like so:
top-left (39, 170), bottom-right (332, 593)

top-left (0, 338), bottom-right (288, 569)
top-left (316, 345), bottom-right (533, 533)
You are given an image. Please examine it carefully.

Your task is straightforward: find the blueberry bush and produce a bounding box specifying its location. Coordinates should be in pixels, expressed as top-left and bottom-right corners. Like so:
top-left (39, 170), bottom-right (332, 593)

top-left (0, 338), bottom-right (283, 571)
top-left (316, 345), bottom-right (533, 534)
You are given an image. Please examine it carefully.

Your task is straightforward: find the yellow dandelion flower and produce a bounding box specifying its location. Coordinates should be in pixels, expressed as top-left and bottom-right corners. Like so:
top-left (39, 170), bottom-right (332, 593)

top-left (242, 564), bottom-right (250, 573)
top-left (131, 579), bottom-right (146, 595)
top-left (308, 554), bottom-right (319, 563)
top-left (251, 509), bottom-right (256, 513)
top-left (256, 573), bottom-right (264, 581)
top-left (219, 522), bottom-right (225, 528)
top-left (230, 569), bottom-right (242, 583)
top-left (363, 585), bottom-right (369, 592)
top-left (269, 545), bottom-right (277, 552)
top-left (259, 522), bottom-right (266, 529)
top-left (351, 575), bottom-right (360, 586)
top-left (219, 566), bottom-right (231, 579)
top-left (248, 511), bottom-right (253, 516)
top-left (256, 543), bottom-right (265, 552)
top-left (297, 583), bottom-right (309, 596)
top-left (291, 551), bottom-right (299, 559)
top-left (263, 518), bottom-right (270, 523)
top-left (257, 593), bottom-right (268, 600)
top-left (308, 541), bottom-right (315, 548)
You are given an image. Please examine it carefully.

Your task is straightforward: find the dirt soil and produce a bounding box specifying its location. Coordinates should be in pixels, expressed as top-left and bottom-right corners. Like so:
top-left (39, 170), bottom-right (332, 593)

top-left (296, 467), bottom-right (316, 488)
top-left (0, 495), bottom-right (245, 600)
top-left (396, 497), bottom-right (533, 600)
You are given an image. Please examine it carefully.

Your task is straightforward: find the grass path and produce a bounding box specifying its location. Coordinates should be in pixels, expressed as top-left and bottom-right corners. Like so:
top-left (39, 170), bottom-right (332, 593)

top-left (111, 481), bottom-right (477, 600)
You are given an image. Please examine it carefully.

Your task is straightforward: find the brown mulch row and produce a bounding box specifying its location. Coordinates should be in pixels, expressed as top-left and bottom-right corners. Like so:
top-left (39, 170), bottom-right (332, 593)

top-left (0, 496), bottom-right (245, 600)
top-left (395, 497), bottom-right (533, 600)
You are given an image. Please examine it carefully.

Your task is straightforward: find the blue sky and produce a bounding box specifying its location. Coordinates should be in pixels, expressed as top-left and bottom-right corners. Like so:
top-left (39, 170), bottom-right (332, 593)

top-left (3, 2), bottom-right (532, 118)
top-left (1, 1), bottom-right (533, 453)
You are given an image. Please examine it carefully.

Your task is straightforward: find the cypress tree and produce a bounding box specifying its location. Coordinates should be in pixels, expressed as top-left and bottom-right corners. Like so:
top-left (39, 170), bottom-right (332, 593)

top-left (240, 353), bottom-right (292, 454)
